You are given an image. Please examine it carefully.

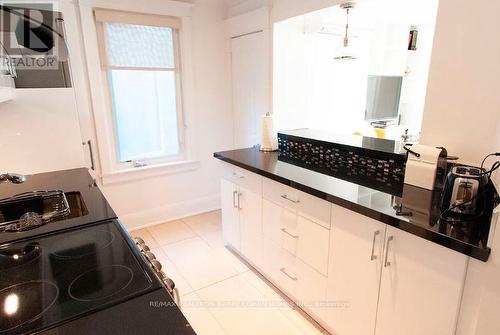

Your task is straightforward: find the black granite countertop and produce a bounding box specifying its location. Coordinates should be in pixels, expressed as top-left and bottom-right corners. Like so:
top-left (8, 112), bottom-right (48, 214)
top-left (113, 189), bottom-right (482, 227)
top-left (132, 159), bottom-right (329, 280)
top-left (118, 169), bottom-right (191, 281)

top-left (214, 147), bottom-right (497, 262)
top-left (0, 168), bottom-right (116, 244)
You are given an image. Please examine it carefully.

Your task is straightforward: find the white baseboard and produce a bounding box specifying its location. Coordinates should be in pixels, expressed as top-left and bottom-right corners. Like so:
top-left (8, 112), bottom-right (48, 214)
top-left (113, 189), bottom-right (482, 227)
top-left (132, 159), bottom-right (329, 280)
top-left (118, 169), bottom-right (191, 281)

top-left (122, 194), bottom-right (221, 231)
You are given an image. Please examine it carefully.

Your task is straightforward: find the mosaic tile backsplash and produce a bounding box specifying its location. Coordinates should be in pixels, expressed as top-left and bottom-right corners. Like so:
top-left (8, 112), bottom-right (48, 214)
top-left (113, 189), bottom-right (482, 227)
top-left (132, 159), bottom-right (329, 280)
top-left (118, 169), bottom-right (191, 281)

top-left (278, 133), bottom-right (407, 196)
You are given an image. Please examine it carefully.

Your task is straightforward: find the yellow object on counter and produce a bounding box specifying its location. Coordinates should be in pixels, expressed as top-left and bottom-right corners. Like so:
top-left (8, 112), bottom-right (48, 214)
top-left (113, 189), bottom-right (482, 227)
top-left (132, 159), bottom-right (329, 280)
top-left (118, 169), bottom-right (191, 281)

top-left (374, 128), bottom-right (386, 138)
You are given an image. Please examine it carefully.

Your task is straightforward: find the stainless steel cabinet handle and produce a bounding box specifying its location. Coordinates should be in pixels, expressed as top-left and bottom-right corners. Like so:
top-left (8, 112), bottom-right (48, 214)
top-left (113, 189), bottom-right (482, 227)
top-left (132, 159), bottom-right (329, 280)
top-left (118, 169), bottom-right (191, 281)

top-left (280, 228), bottom-right (299, 239)
top-left (233, 190), bottom-right (238, 208)
top-left (280, 267), bottom-right (298, 281)
top-left (384, 236), bottom-right (394, 267)
top-left (280, 194), bottom-right (300, 203)
top-left (237, 192), bottom-right (242, 210)
top-left (232, 172), bottom-right (244, 179)
top-left (82, 140), bottom-right (95, 171)
top-left (370, 230), bottom-right (381, 261)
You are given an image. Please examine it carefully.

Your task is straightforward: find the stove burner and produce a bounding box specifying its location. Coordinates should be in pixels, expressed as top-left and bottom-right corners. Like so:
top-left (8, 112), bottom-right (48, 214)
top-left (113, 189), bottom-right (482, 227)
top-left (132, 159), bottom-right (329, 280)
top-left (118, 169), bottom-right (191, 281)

top-left (0, 281), bottom-right (58, 333)
top-left (51, 229), bottom-right (115, 260)
top-left (0, 244), bottom-right (41, 270)
top-left (68, 265), bottom-right (134, 302)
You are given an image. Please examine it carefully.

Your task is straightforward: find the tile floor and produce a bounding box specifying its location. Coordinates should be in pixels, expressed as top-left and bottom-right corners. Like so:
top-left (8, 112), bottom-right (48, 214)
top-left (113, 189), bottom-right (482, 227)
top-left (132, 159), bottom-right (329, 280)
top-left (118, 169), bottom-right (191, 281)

top-left (129, 210), bottom-right (324, 335)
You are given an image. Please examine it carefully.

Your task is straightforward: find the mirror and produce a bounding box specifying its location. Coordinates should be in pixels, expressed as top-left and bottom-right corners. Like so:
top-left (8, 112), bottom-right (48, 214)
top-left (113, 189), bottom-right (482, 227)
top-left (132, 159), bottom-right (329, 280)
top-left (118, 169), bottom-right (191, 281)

top-left (273, 0), bottom-right (440, 140)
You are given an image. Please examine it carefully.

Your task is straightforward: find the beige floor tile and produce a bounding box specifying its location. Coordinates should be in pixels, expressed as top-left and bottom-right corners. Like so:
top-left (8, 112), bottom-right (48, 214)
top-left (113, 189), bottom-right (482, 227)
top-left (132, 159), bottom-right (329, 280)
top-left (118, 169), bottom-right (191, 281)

top-left (183, 211), bottom-right (222, 236)
top-left (204, 210), bottom-right (222, 224)
top-left (198, 230), bottom-right (225, 249)
top-left (128, 228), bottom-right (159, 248)
top-left (196, 274), bottom-right (307, 335)
top-left (162, 237), bottom-right (239, 290)
top-left (147, 220), bottom-right (196, 246)
top-left (151, 247), bottom-right (194, 296)
top-left (211, 246), bottom-right (250, 274)
top-left (241, 271), bottom-right (323, 335)
top-left (180, 292), bottom-right (228, 335)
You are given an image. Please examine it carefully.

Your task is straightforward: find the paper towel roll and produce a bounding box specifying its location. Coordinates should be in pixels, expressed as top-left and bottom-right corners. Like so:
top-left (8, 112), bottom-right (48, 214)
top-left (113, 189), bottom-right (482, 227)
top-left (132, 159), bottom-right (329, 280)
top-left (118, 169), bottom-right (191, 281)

top-left (260, 114), bottom-right (278, 152)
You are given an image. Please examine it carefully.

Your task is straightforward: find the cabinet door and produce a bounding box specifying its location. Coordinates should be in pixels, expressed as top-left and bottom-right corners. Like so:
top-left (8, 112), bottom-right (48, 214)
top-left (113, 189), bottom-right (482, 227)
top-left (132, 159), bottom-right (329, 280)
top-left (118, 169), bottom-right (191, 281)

top-left (321, 205), bottom-right (386, 335)
top-left (221, 179), bottom-right (240, 250)
top-left (231, 31), bottom-right (270, 149)
top-left (239, 185), bottom-right (263, 267)
top-left (375, 226), bottom-right (468, 335)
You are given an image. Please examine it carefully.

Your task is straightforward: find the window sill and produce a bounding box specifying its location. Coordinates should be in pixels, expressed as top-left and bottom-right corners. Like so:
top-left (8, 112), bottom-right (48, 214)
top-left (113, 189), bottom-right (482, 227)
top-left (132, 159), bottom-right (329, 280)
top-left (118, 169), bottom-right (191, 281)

top-left (100, 160), bottom-right (200, 185)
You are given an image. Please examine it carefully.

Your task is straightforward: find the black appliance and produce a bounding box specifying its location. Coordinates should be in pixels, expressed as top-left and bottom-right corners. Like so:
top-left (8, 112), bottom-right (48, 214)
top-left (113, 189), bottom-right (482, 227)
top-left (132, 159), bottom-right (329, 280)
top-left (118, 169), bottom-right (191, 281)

top-left (441, 165), bottom-right (488, 216)
top-left (0, 220), bottom-right (163, 334)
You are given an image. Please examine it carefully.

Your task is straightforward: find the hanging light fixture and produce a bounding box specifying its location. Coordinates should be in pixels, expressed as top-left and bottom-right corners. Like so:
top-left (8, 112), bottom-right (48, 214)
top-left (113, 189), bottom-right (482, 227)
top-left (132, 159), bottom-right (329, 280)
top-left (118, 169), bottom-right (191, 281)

top-left (334, 1), bottom-right (357, 61)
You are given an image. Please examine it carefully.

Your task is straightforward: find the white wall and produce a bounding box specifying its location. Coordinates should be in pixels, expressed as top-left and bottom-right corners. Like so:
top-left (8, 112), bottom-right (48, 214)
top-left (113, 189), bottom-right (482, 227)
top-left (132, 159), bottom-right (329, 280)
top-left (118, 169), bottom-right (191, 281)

top-left (0, 89), bottom-right (85, 174)
top-left (420, 0), bottom-right (500, 166)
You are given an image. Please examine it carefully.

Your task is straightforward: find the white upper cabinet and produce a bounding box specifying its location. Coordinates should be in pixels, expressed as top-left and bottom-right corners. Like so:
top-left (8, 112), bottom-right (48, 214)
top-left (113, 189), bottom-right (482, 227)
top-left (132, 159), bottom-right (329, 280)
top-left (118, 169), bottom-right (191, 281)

top-left (375, 226), bottom-right (468, 335)
top-left (322, 205), bottom-right (387, 335)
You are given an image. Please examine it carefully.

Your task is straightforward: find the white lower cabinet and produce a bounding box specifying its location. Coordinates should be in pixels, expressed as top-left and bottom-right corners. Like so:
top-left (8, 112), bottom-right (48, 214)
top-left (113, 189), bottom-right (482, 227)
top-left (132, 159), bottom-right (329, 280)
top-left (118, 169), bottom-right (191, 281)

top-left (239, 185), bottom-right (263, 267)
top-left (261, 197), bottom-right (330, 318)
top-left (321, 205), bottom-right (387, 335)
top-left (375, 226), bottom-right (468, 335)
top-left (221, 179), bottom-right (241, 250)
top-left (220, 165), bottom-right (263, 268)
top-left (221, 171), bottom-right (469, 335)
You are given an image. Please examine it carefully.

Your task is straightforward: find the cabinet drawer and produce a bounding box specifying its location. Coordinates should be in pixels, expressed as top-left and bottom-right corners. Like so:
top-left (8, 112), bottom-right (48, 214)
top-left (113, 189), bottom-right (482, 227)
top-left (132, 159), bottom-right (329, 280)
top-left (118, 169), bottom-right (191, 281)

top-left (263, 178), bottom-right (300, 210)
top-left (221, 162), bottom-right (262, 194)
top-left (296, 216), bottom-right (330, 276)
top-left (263, 178), bottom-right (331, 229)
top-left (263, 199), bottom-right (330, 275)
top-left (263, 199), bottom-right (298, 254)
top-left (297, 192), bottom-right (331, 229)
top-left (262, 244), bottom-right (327, 313)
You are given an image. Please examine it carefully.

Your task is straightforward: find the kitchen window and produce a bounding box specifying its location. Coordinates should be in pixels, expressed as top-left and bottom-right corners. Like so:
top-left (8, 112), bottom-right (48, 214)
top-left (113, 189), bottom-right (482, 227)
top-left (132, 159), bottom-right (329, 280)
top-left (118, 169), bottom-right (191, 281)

top-left (95, 9), bottom-right (185, 168)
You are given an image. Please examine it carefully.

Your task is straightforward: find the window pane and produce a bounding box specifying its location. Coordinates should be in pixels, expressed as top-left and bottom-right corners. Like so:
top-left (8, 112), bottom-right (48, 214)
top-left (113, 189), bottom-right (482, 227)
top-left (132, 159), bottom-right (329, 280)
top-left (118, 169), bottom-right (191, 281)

top-left (109, 70), bottom-right (179, 162)
top-left (105, 23), bottom-right (175, 68)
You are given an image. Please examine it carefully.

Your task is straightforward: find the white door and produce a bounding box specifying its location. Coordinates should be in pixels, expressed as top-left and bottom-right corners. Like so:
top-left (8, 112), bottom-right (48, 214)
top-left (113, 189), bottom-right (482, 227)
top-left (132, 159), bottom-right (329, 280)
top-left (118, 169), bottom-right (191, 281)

top-left (375, 226), bottom-right (468, 335)
top-left (231, 31), bottom-right (270, 149)
top-left (322, 205), bottom-right (386, 335)
top-left (239, 185), bottom-right (263, 267)
top-left (221, 179), bottom-right (240, 250)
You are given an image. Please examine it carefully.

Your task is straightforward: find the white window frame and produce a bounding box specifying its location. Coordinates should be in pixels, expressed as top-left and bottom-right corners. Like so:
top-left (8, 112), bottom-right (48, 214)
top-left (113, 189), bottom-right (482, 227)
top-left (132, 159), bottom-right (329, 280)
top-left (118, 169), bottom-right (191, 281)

top-left (78, 1), bottom-right (197, 185)
top-left (95, 9), bottom-right (186, 169)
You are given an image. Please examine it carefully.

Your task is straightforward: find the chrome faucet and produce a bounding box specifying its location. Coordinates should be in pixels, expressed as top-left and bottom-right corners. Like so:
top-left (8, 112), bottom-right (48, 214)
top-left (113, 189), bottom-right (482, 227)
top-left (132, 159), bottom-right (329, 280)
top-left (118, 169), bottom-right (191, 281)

top-left (0, 173), bottom-right (27, 184)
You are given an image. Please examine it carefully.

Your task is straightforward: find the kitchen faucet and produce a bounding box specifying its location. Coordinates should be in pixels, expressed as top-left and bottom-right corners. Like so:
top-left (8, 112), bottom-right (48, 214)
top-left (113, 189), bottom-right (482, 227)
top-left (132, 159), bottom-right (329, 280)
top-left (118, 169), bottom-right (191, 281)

top-left (0, 173), bottom-right (27, 184)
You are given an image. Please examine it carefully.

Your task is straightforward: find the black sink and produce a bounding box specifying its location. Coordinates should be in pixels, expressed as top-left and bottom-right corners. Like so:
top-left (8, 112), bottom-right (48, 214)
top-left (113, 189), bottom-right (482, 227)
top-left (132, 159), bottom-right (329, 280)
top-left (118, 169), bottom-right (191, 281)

top-left (0, 191), bottom-right (88, 232)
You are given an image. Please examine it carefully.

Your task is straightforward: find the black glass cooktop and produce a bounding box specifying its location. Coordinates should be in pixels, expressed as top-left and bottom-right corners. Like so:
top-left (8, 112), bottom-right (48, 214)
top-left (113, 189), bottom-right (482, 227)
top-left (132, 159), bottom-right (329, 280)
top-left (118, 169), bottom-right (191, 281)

top-left (0, 220), bottom-right (160, 334)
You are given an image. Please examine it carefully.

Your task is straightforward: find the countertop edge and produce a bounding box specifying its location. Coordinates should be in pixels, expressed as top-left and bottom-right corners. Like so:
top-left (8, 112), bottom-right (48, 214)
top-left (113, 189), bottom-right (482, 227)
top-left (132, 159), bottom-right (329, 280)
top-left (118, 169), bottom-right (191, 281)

top-left (214, 152), bottom-right (491, 262)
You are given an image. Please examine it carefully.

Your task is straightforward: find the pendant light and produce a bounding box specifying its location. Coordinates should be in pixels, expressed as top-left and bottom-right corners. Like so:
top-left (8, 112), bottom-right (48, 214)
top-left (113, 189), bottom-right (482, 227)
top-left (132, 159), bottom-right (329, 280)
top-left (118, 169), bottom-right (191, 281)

top-left (334, 1), bottom-right (357, 61)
